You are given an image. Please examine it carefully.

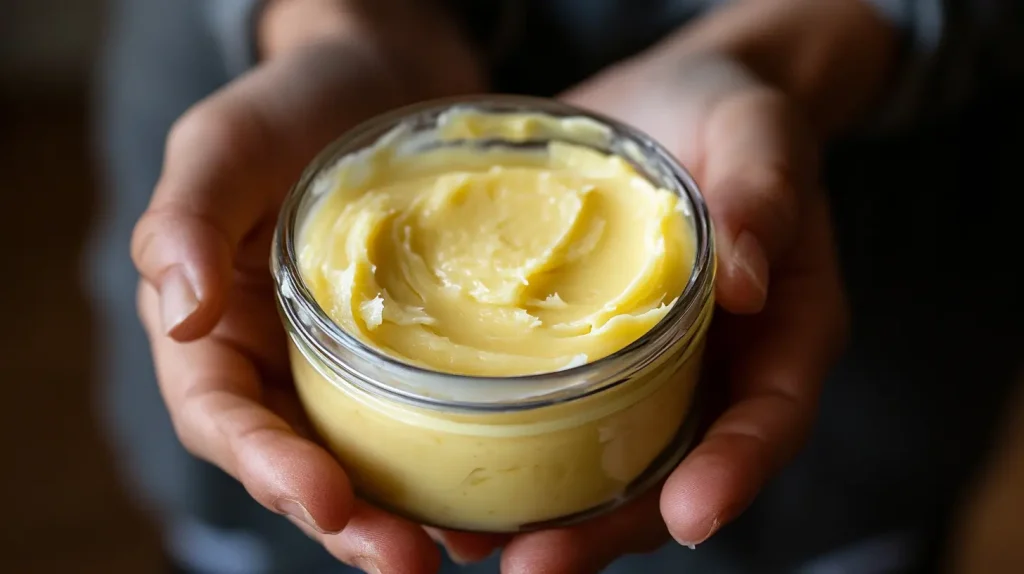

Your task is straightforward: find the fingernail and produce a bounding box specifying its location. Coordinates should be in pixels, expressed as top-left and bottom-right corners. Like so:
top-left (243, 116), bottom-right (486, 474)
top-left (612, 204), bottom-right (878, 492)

top-left (423, 526), bottom-right (444, 544)
top-left (159, 266), bottom-right (199, 335)
top-left (732, 231), bottom-right (769, 302)
top-left (447, 549), bottom-right (474, 566)
top-left (353, 557), bottom-right (382, 574)
top-left (423, 528), bottom-right (474, 565)
top-left (679, 516), bottom-right (721, 549)
top-left (275, 498), bottom-right (334, 535)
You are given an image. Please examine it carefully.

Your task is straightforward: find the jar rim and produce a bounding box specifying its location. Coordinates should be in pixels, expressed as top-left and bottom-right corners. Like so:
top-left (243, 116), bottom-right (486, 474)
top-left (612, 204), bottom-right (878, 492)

top-left (272, 94), bottom-right (715, 411)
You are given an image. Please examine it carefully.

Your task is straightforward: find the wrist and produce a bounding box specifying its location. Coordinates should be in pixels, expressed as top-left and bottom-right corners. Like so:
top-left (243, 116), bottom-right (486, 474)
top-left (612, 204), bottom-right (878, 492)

top-left (257, 0), bottom-right (485, 100)
top-left (258, 0), bottom-right (369, 60)
top-left (749, 0), bottom-right (900, 136)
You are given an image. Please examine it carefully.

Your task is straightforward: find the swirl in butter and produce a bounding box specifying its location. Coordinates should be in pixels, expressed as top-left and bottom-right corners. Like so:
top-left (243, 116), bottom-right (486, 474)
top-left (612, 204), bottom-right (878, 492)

top-left (297, 110), bottom-right (695, 376)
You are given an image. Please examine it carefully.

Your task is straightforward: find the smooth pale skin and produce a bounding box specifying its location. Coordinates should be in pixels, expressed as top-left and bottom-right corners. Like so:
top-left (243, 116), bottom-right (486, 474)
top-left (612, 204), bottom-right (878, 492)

top-left (131, 0), bottom-right (882, 571)
top-left (290, 117), bottom-right (703, 530)
top-left (297, 126), bottom-right (694, 376)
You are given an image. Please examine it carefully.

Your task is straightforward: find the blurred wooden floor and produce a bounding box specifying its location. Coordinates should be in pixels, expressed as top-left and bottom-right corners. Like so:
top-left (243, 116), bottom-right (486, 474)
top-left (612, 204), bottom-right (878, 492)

top-left (0, 94), bottom-right (164, 573)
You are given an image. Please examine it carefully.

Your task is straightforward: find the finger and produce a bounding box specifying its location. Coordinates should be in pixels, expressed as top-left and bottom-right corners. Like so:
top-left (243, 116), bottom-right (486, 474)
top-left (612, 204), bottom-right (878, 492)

top-left (700, 87), bottom-right (816, 314)
top-left (423, 527), bottom-right (510, 565)
top-left (288, 503), bottom-right (443, 574)
top-left (131, 40), bottom-right (403, 340)
top-left (322, 501), bottom-right (441, 574)
top-left (501, 488), bottom-right (668, 574)
top-left (660, 196), bottom-right (845, 546)
top-left (138, 282), bottom-right (354, 534)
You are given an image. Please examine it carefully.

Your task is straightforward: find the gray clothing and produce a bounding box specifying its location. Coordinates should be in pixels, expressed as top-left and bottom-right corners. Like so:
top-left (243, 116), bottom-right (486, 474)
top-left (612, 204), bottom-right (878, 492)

top-left (198, 0), bottom-right (1024, 129)
top-left (89, 0), bottom-right (1024, 572)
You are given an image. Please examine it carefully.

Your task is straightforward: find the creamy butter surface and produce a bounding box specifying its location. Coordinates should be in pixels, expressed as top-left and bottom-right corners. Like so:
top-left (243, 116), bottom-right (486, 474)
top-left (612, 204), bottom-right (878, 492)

top-left (297, 111), bottom-right (695, 376)
top-left (283, 106), bottom-right (713, 531)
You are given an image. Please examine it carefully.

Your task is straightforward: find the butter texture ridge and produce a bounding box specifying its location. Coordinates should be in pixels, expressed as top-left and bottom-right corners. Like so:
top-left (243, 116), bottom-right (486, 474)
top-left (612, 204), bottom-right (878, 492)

top-left (297, 111), bottom-right (695, 376)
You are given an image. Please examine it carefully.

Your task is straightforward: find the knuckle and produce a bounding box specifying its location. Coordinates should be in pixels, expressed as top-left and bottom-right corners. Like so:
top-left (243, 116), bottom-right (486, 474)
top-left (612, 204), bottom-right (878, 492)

top-left (743, 87), bottom-right (806, 134)
top-left (129, 209), bottom-right (163, 272)
top-left (725, 85), bottom-right (792, 126)
top-left (748, 163), bottom-right (790, 198)
top-left (164, 102), bottom-right (265, 175)
top-left (541, 529), bottom-right (585, 553)
top-left (171, 392), bottom-right (210, 458)
top-left (168, 385), bottom-right (223, 463)
top-left (135, 281), bottom-right (158, 334)
top-left (748, 85), bottom-right (791, 112)
top-left (745, 165), bottom-right (801, 249)
top-left (175, 431), bottom-right (205, 460)
top-left (168, 403), bottom-right (207, 459)
top-left (165, 106), bottom-right (211, 163)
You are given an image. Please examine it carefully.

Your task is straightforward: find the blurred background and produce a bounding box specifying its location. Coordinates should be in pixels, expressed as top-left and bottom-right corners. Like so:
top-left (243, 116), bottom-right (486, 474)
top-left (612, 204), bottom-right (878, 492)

top-left (1, 1), bottom-right (1022, 573)
top-left (1, 0), bottom-right (164, 571)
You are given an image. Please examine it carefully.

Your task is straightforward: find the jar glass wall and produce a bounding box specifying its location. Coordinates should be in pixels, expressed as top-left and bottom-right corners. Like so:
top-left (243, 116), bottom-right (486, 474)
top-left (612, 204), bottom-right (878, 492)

top-left (272, 96), bottom-right (716, 533)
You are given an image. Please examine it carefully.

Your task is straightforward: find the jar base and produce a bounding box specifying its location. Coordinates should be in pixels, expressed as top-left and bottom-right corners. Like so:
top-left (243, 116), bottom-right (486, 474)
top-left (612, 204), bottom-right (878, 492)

top-left (360, 385), bottom-right (707, 535)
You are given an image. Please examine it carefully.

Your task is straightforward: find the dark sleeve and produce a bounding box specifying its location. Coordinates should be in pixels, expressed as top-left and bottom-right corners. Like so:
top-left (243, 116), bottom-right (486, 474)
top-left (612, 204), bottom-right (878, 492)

top-left (863, 0), bottom-right (1024, 131)
top-left (197, 0), bottom-right (265, 78)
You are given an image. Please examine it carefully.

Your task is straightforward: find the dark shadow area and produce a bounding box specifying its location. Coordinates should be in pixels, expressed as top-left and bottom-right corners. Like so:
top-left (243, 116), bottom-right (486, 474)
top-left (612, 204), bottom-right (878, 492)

top-left (0, 93), bottom-right (163, 572)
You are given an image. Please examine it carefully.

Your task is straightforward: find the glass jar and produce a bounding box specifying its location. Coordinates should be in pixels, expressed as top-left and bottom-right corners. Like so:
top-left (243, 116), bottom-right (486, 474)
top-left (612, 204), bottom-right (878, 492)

top-left (271, 96), bottom-right (716, 533)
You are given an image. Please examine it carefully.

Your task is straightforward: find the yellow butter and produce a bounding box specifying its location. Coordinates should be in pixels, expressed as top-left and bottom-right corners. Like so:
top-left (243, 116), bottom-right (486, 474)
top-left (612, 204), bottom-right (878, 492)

top-left (297, 113), bottom-right (695, 377)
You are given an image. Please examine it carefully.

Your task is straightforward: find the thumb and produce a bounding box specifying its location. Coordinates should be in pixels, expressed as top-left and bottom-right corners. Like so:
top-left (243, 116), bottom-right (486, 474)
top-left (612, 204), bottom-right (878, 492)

top-left (700, 87), bottom-right (815, 314)
top-left (131, 41), bottom-right (404, 341)
top-left (558, 53), bottom-right (815, 315)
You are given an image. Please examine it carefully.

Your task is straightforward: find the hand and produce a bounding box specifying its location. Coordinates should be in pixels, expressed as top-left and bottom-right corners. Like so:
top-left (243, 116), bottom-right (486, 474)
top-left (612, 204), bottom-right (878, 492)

top-left (131, 2), bottom-right (483, 571)
top-left (473, 0), bottom-right (897, 566)
top-left (475, 52), bottom-right (849, 573)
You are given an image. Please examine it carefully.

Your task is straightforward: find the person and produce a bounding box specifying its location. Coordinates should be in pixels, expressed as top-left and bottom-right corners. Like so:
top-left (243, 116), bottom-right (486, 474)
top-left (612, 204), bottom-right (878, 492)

top-left (87, 0), bottom-right (1024, 572)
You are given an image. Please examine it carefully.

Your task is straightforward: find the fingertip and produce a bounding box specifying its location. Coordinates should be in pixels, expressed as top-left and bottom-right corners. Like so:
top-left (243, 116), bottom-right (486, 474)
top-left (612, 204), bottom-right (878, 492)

top-left (325, 502), bottom-right (441, 574)
top-left (501, 488), bottom-right (668, 573)
top-left (158, 264), bottom-right (220, 340)
top-left (659, 462), bottom-right (726, 547)
top-left (131, 210), bottom-right (233, 340)
top-left (236, 429), bottom-right (355, 535)
top-left (660, 441), bottom-right (759, 547)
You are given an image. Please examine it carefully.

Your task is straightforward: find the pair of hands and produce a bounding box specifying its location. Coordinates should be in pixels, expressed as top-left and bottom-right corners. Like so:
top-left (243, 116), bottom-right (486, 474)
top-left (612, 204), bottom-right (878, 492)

top-left (131, 3), bottom-right (851, 571)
